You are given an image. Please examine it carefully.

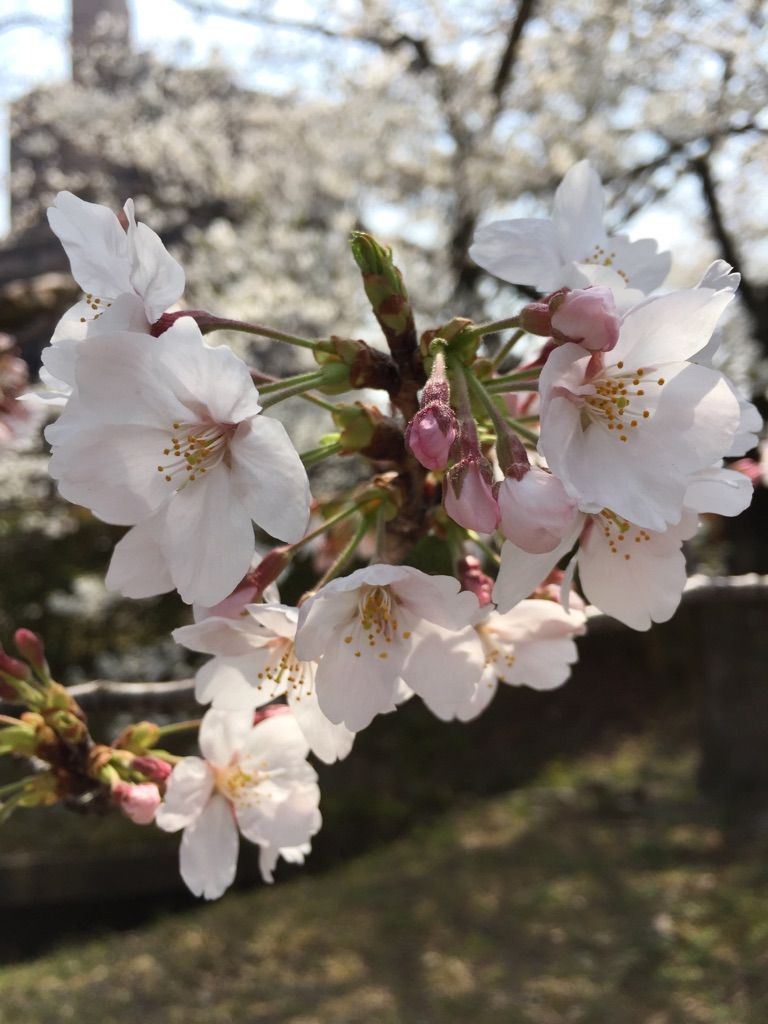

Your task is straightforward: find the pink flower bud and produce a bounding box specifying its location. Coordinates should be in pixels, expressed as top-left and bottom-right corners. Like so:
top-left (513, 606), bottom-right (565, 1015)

top-left (113, 781), bottom-right (161, 825)
top-left (131, 755), bottom-right (173, 783)
top-left (406, 405), bottom-right (458, 470)
top-left (14, 629), bottom-right (48, 676)
top-left (0, 649), bottom-right (31, 683)
top-left (458, 556), bottom-right (493, 606)
top-left (520, 300), bottom-right (556, 337)
top-left (497, 466), bottom-right (578, 553)
top-left (445, 457), bottom-right (500, 533)
top-left (550, 286), bottom-right (620, 352)
top-left (730, 458), bottom-right (761, 486)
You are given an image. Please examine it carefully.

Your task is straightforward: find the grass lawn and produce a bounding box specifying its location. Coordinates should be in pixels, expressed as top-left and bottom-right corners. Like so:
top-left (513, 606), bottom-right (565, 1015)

top-left (1, 724), bottom-right (767, 1024)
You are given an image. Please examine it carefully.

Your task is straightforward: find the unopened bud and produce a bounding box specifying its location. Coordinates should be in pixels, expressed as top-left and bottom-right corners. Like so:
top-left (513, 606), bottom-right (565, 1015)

top-left (113, 781), bottom-right (161, 825)
top-left (0, 649), bottom-right (31, 684)
top-left (406, 405), bottom-right (457, 470)
top-left (550, 286), bottom-right (620, 352)
top-left (445, 456), bottom-right (500, 533)
top-left (0, 722), bottom-right (37, 757)
top-left (13, 629), bottom-right (48, 679)
top-left (113, 720), bottom-right (161, 754)
top-left (497, 466), bottom-right (578, 553)
top-left (131, 755), bottom-right (173, 783)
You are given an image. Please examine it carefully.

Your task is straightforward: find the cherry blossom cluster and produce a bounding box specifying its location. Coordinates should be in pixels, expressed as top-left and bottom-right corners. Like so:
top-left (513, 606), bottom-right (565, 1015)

top-left (0, 161), bottom-right (760, 899)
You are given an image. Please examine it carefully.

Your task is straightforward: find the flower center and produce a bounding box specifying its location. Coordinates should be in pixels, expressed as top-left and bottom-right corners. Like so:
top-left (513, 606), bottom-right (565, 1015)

top-left (581, 244), bottom-right (629, 284)
top-left (255, 638), bottom-right (314, 701)
top-left (156, 419), bottom-right (233, 485)
top-left (582, 361), bottom-right (665, 442)
top-left (476, 625), bottom-right (515, 682)
top-left (596, 508), bottom-right (652, 561)
top-left (77, 292), bottom-right (113, 324)
top-left (214, 759), bottom-right (264, 806)
top-left (342, 585), bottom-right (409, 661)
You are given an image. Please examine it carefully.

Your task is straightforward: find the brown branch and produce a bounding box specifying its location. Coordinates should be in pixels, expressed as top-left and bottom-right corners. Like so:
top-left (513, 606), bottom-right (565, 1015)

top-left (491, 0), bottom-right (538, 104)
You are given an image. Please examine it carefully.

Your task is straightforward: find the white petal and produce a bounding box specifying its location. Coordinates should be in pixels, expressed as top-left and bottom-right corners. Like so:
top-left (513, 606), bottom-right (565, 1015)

top-left (173, 615), bottom-right (273, 657)
top-left (469, 218), bottom-right (561, 289)
top-left (288, 681), bottom-right (355, 764)
top-left (493, 520), bottom-right (584, 613)
top-left (230, 417), bottom-right (310, 543)
top-left (105, 512), bottom-right (175, 598)
top-left (240, 710), bottom-right (311, 767)
top-left (155, 756), bottom-right (214, 832)
top-left (613, 288), bottom-right (734, 366)
top-left (198, 708), bottom-right (254, 765)
top-left (237, 783), bottom-right (321, 873)
top-left (179, 793), bottom-right (239, 900)
top-left (124, 201), bottom-right (185, 322)
top-left (455, 667), bottom-right (498, 722)
top-left (294, 588), bottom-right (360, 662)
top-left (553, 161), bottom-right (606, 263)
top-left (390, 568), bottom-right (480, 630)
top-left (505, 636), bottom-right (580, 690)
top-left (402, 620), bottom-right (484, 720)
top-left (578, 513), bottom-right (697, 630)
top-left (194, 654), bottom-right (279, 710)
top-left (313, 632), bottom-right (403, 731)
top-left (154, 317), bottom-right (262, 424)
top-left (47, 192), bottom-right (132, 297)
top-left (684, 466), bottom-right (753, 518)
top-left (164, 465), bottom-right (255, 607)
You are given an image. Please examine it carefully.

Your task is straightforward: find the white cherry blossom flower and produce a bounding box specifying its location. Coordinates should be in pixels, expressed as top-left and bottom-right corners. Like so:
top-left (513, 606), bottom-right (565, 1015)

top-left (470, 161), bottom-right (671, 297)
top-left (173, 603), bottom-right (354, 764)
top-left (538, 287), bottom-right (742, 532)
top-left (456, 600), bottom-right (586, 721)
top-left (294, 564), bottom-right (484, 731)
top-left (494, 462), bottom-right (752, 631)
top-left (41, 193), bottom-right (185, 400)
top-left (45, 317), bottom-right (310, 606)
top-left (155, 708), bottom-right (321, 899)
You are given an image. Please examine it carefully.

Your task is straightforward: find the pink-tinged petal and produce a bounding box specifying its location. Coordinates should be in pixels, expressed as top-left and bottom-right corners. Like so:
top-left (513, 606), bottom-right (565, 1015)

top-left (493, 520), bottom-right (584, 613)
top-left (164, 464), bottom-right (255, 607)
top-left (313, 634), bottom-right (403, 731)
top-left (155, 756), bottom-right (214, 832)
top-left (553, 161), bottom-right (606, 263)
top-left (469, 217), bottom-right (561, 289)
top-left (237, 783), bottom-right (321, 870)
top-left (246, 604), bottom-right (299, 640)
top-left (727, 391), bottom-right (762, 457)
top-left (173, 615), bottom-right (273, 658)
top-left (153, 317), bottom-right (262, 424)
top-left (288, 682), bottom-right (355, 764)
top-left (613, 288), bottom-right (734, 366)
top-left (198, 708), bottom-right (254, 765)
top-left (55, 330), bottom-right (189, 428)
top-left (455, 666), bottom-right (498, 722)
top-left (684, 467), bottom-right (753, 518)
top-left (47, 192), bottom-right (132, 298)
top-left (390, 569), bottom-right (480, 631)
top-left (179, 793), bottom-right (239, 900)
top-left (46, 422), bottom-right (171, 524)
top-left (578, 512), bottom-right (697, 630)
top-left (294, 588), bottom-right (360, 662)
top-left (229, 417), bottom-right (310, 544)
top-left (402, 620), bottom-right (484, 720)
top-left (487, 600), bottom-right (586, 645)
top-left (505, 636), bottom-right (580, 690)
top-left (194, 654), bottom-right (279, 710)
top-left (105, 513), bottom-right (175, 598)
top-left (240, 710), bottom-right (311, 767)
top-left (124, 200), bottom-right (185, 322)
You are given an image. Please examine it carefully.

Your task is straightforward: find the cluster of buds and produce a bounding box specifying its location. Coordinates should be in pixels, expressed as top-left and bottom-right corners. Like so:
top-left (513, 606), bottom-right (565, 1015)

top-left (0, 629), bottom-right (180, 826)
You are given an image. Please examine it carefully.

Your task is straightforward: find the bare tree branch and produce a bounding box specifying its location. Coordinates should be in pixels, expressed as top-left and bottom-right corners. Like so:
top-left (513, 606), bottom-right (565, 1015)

top-left (491, 0), bottom-right (538, 104)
